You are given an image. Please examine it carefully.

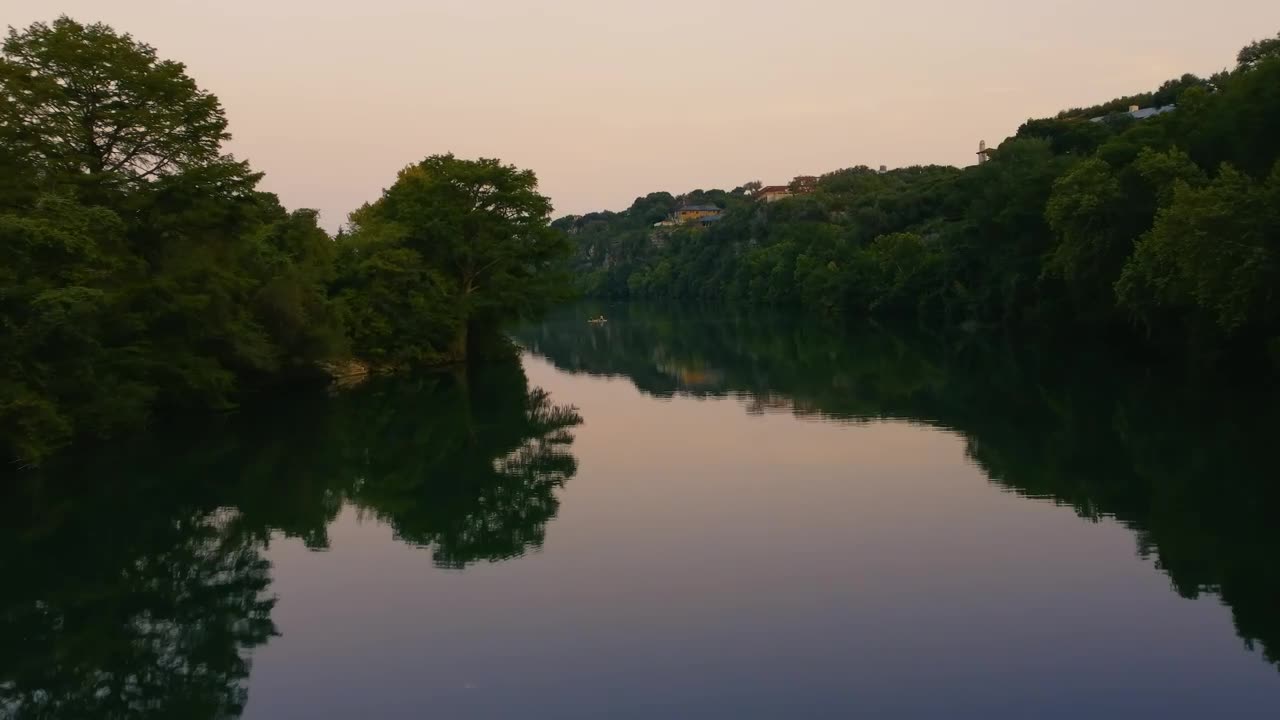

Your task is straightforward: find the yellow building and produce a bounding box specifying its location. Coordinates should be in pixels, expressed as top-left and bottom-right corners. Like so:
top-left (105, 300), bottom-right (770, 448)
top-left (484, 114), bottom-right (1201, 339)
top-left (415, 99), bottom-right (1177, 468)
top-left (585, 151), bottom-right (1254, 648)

top-left (674, 205), bottom-right (721, 223)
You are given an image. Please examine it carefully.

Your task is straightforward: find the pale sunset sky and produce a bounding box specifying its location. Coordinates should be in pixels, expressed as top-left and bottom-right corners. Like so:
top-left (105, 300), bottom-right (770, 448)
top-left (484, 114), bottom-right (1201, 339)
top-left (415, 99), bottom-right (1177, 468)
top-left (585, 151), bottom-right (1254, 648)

top-left (9, 1), bottom-right (1280, 230)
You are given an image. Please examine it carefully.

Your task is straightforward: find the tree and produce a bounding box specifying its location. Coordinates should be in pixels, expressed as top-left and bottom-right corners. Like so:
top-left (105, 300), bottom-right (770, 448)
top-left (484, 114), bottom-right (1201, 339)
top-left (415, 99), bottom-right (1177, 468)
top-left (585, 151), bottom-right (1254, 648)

top-left (1045, 159), bottom-right (1126, 279)
top-left (1016, 117), bottom-right (1111, 156)
top-left (344, 154), bottom-right (572, 360)
top-left (950, 138), bottom-right (1076, 323)
top-left (1043, 158), bottom-right (1132, 322)
top-left (0, 195), bottom-right (146, 463)
top-left (1, 18), bottom-right (344, 466)
top-left (1116, 163), bottom-right (1280, 335)
top-left (626, 191), bottom-right (678, 224)
top-left (1129, 147), bottom-right (1207, 208)
top-left (251, 206), bottom-right (347, 369)
top-left (1237, 32), bottom-right (1280, 70)
top-left (865, 232), bottom-right (944, 315)
top-left (333, 236), bottom-right (460, 366)
top-left (0, 17), bottom-right (227, 192)
top-left (1152, 73), bottom-right (1208, 107)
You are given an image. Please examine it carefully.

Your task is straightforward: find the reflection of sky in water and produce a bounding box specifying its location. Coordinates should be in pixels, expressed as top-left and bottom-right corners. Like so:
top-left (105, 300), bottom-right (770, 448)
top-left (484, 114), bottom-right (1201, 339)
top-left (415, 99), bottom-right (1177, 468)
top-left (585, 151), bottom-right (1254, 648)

top-left (243, 355), bottom-right (1280, 719)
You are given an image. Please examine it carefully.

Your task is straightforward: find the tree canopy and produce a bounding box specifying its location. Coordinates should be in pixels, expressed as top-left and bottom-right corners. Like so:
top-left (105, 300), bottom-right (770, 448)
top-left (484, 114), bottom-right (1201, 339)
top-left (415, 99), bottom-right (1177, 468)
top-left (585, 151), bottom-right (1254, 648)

top-left (1, 18), bottom-right (572, 468)
top-left (0, 17), bottom-right (227, 188)
top-left (339, 155), bottom-right (571, 362)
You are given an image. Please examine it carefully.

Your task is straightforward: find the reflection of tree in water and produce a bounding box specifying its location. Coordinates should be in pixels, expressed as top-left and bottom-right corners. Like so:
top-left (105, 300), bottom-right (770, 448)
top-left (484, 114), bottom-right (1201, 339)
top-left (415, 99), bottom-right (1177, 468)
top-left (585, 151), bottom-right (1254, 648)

top-left (344, 363), bottom-right (583, 568)
top-left (0, 352), bottom-right (582, 717)
top-left (516, 302), bottom-right (1280, 670)
top-left (184, 354), bottom-right (583, 567)
top-left (0, 497), bottom-right (275, 720)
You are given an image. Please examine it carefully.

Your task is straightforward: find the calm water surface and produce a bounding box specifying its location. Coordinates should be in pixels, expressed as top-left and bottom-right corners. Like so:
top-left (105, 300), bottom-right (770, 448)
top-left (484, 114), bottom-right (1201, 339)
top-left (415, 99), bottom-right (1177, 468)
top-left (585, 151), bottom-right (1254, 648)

top-left (4, 303), bottom-right (1280, 718)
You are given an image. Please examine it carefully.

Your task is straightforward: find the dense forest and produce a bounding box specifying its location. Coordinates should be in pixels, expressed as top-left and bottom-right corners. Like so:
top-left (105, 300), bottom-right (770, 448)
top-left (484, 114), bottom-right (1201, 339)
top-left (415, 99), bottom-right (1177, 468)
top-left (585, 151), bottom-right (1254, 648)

top-left (565, 32), bottom-right (1280, 363)
top-left (0, 18), bottom-right (571, 466)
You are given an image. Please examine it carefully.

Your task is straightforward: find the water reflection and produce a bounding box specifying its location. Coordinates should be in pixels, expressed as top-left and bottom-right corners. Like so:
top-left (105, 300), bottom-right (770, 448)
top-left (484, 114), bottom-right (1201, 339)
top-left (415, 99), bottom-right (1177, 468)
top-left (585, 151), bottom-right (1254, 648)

top-left (0, 355), bottom-right (580, 718)
top-left (0, 501), bottom-right (274, 720)
top-left (5, 304), bottom-right (1279, 718)
top-left (515, 302), bottom-right (1280, 671)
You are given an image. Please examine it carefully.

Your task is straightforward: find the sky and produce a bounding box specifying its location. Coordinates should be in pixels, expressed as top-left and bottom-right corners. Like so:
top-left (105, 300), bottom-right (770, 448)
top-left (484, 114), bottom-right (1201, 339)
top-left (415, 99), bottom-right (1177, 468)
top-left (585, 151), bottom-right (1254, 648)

top-left (8, 1), bottom-right (1280, 230)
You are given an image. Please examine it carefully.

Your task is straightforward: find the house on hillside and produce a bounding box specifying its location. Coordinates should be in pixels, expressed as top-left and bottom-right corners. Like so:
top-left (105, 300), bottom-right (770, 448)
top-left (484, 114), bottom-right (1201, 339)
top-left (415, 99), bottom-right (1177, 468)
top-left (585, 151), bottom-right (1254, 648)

top-left (1090, 104), bottom-right (1177, 123)
top-left (755, 185), bottom-right (792, 203)
top-left (755, 175), bottom-right (818, 203)
top-left (674, 205), bottom-right (722, 223)
top-left (652, 205), bottom-right (722, 238)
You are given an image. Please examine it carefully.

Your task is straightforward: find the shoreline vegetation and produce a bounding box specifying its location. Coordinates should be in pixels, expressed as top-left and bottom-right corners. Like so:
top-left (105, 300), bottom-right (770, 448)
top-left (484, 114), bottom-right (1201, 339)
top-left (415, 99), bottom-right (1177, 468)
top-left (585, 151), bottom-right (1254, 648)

top-left (2, 16), bottom-right (1278, 467)
top-left (1, 17), bottom-right (571, 466)
top-left (561, 33), bottom-right (1280, 368)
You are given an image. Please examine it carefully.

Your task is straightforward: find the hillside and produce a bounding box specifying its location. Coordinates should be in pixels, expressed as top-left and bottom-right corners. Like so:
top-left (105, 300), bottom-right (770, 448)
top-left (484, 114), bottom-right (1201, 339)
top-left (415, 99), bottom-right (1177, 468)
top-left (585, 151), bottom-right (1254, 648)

top-left (559, 32), bottom-right (1280, 363)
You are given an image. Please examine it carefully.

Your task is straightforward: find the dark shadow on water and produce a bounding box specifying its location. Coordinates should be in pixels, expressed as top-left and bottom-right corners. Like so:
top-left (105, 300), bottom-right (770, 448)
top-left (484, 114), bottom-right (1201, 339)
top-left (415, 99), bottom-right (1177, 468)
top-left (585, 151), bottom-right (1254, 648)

top-left (0, 353), bottom-right (581, 719)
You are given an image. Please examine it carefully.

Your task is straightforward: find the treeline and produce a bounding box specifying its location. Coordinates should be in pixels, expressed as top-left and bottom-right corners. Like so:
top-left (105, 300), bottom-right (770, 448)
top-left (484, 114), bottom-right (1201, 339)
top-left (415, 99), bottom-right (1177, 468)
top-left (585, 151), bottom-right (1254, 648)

top-left (0, 18), bottom-right (570, 466)
top-left (566, 32), bottom-right (1280, 363)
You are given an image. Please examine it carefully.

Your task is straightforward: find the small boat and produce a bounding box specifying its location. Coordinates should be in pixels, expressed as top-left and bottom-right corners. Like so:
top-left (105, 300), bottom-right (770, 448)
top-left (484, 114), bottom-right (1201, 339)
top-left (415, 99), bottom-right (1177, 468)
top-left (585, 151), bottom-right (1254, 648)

top-left (587, 316), bottom-right (608, 325)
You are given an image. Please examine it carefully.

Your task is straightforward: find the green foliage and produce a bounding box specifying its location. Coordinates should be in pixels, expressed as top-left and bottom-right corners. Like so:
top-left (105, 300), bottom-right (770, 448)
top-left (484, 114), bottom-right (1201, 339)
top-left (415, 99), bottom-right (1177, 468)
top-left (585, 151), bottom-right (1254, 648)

top-left (0, 194), bottom-right (155, 460)
top-left (337, 154), bottom-right (572, 362)
top-left (0, 17), bottom-right (227, 190)
top-left (1043, 158), bottom-right (1132, 321)
top-left (1045, 158), bottom-right (1127, 282)
top-left (333, 239), bottom-right (459, 366)
top-left (567, 34), bottom-right (1280, 361)
top-left (1117, 162), bottom-right (1280, 335)
top-left (0, 17), bottom-right (345, 466)
top-left (1129, 146), bottom-right (1208, 206)
top-left (252, 207), bottom-right (347, 368)
top-left (1, 19), bottom-right (572, 467)
top-left (1016, 117), bottom-right (1111, 155)
top-left (1237, 32), bottom-right (1280, 70)
top-left (864, 232), bottom-right (945, 315)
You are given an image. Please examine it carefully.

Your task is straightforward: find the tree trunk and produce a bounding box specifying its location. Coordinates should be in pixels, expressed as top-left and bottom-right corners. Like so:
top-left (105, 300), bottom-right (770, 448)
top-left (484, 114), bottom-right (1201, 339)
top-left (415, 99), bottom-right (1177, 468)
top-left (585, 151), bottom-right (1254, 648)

top-left (448, 321), bottom-right (469, 363)
top-left (450, 275), bottom-right (475, 362)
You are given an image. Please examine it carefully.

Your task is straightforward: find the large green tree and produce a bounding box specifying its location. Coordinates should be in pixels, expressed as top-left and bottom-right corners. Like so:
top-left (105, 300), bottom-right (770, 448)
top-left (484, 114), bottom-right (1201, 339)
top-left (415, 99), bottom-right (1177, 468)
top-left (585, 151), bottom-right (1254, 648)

top-left (0, 17), bottom-right (226, 192)
top-left (340, 154), bottom-right (571, 361)
top-left (1043, 158), bottom-right (1131, 322)
top-left (1, 18), bottom-right (343, 465)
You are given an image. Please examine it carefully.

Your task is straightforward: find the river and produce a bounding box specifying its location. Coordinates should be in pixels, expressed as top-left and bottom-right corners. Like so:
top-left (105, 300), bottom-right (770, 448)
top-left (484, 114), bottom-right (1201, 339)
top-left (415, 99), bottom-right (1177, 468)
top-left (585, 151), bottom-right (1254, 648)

top-left (3, 302), bottom-right (1279, 718)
